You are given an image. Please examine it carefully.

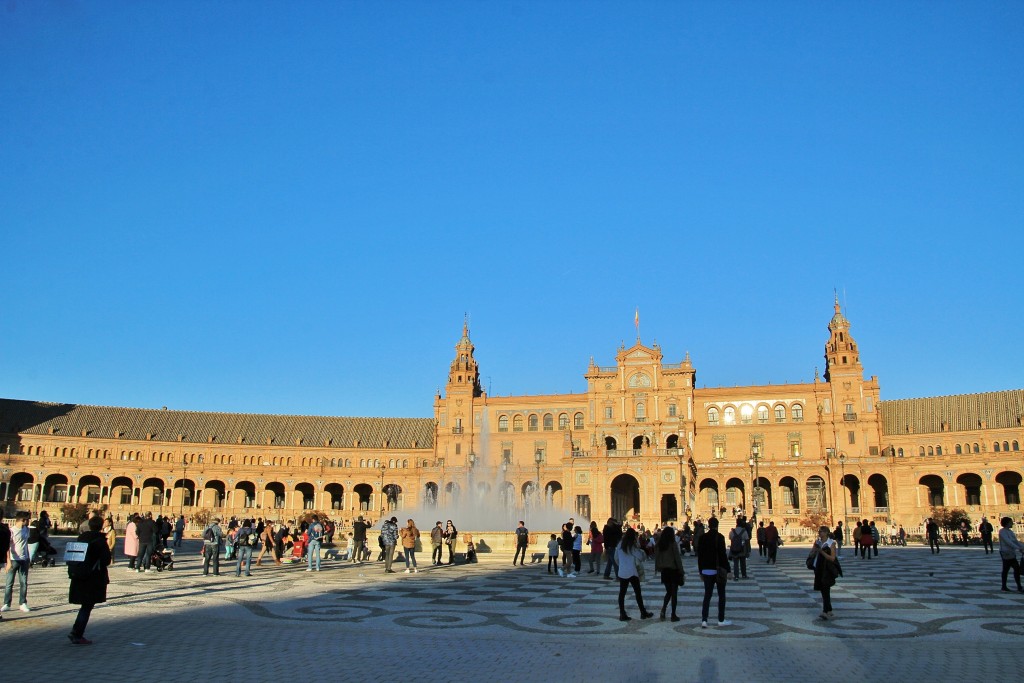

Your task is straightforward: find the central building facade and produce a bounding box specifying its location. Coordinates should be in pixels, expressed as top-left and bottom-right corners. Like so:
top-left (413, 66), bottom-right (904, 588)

top-left (1, 301), bottom-right (1021, 531)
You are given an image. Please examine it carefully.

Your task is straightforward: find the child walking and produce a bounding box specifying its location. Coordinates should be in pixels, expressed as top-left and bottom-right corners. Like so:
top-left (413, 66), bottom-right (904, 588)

top-left (547, 534), bottom-right (559, 574)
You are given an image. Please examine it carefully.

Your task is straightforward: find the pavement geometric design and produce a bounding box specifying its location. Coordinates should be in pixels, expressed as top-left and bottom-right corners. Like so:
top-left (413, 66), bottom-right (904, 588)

top-left (1, 539), bottom-right (1023, 681)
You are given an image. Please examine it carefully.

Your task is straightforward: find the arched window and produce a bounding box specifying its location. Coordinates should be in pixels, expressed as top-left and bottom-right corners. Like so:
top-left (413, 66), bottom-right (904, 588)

top-left (757, 405), bottom-right (769, 424)
top-left (558, 413), bottom-right (569, 430)
top-left (774, 405), bottom-right (786, 423)
top-left (792, 404), bottom-right (804, 422)
top-left (723, 407), bottom-right (736, 425)
top-left (936, 446), bottom-right (942, 456)
top-left (927, 446), bottom-right (934, 456)
top-left (573, 412), bottom-right (584, 429)
top-left (897, 448), bottom-right (904, 457)
top-left (1004, 441), bottom-right (1010, 452)
top-left (498, 415), bottom-right (509, 432)
top-left (995, 442), bottom-right (1001, 452)
top-left (513, 415), bottom-right (524, 432)
top-left (919, 446), bottom-right (926, 456)
top-left (955, 444), bottom-right (962, 455)
top-left (542, 414), bottom-right (553, 431)
top-left (740, 405), bottom-right (753, 424)
top-left (1014, 441), bottom-right (1020, 451)
top-left (636, 403), bottom-right (646, 420)
top-left (708, 408), bottom-right (719, 425)
top-left (973, 443), bottom-right (980, 453)
top-left (528, 415), bottom-right (538, 431)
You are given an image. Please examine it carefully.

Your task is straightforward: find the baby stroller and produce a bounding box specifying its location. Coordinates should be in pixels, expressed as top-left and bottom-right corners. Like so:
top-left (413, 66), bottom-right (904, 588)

top-left (31, 537), bottom-right (58, 568)
top-left (150, 546), bottom-right (174, 571)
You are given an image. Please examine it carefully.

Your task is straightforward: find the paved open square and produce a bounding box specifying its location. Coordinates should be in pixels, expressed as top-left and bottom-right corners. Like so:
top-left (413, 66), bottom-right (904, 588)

top-left (1, 539), bottom-right (1022, 681)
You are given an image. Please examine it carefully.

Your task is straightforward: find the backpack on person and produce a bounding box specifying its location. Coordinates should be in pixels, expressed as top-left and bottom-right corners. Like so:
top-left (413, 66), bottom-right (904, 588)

top-left (66, 541), bottom-right (102, 580)
top-left (203, 527), bottom-right (215, 542)
top-left (729, 528), bottom-right (748, 558)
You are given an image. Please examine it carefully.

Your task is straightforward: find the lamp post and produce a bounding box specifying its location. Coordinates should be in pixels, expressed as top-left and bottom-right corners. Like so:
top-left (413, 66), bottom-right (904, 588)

top-left (839, 452), bottom-right (850, 546)
top-left (379, 464), bottom-right (387, 515)
top-left (1, 467), bottom-right (9, 518)
top-left (534, 449), bottom-right (543, 507)
top-left (179, 456), bottom-right (189, 516)
top-left (468, 452), bottom-right (476, 504)
top-left (677, 446), bottom-right (686, 523)
top-left (749, 444), bottom-right (761, 522)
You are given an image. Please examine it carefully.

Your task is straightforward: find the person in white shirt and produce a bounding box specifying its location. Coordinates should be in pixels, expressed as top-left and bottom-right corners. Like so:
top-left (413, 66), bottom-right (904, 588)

top-left (3, 512), bottom-right (32, 613)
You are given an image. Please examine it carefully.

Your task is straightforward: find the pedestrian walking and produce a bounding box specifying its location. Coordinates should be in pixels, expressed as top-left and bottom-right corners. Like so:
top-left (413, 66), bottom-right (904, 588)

top-left (809, 525), bottom-right (840, 620)
top-left (998, 517), bottom-right (1024, 592)
top-left (67, 515), bottom-right (111, 645)
top-left (586, 521), bottom-right (603, 574)
top-left (615, 528), bottom-right (653, 621)
top-left (400, 519), bottom-right (420, 573)
top-left (654, 526), bottom-right (684, 621)
top-left (697, 516), bottom-right (731, 628)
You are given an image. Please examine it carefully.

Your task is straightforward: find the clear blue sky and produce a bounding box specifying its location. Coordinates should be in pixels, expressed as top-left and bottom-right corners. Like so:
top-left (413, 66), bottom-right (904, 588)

top-left (2, 3), bottom-right (1021, 418)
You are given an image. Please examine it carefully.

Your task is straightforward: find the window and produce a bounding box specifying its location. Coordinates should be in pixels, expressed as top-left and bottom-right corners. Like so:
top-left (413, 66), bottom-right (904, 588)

top-left (723, 407), bottom-right (736, 425)
top-left (919, 446), bottom-right (926, 456)
top-left (757, 405), bottom-right (769, 424)
top-left (740, 405), bottom-right (753, 424)
top-left (668, 404), bottom-right (677, 417)
top-left (1014, 441), bottom-right (1020, 451)
top-left (543, 414), bottom-right (553, 431)
top-left (973, 443), bottom-right (980, 453)
top-left (604, 407), bottom-right (613, 421)
top-left (714, 444), bottom-right (725, 460)
top-left (636, 403), bottom-right (646, 420)
top-left (848, 431), bottom-right (855, 444)
top-left (1004, 441), bottom-right (1010, 451)
top-left (558, 413), bottom-right (569, 430)
top-left (774, 405), bottom-right (786, 423)
top-left (708, 408), bottom-right (719, 425)
top-left (790, 440), bottom-right (801, 458)
top-left (513, 415), bottom-right (524, 432)
top-left (936, 446), bottom-right (943, 456)
top-left (498, 415), bottom-right (509, 432)
top-left (955, 444), bottom-right (962, 455)
top-left (574, 412), bottom-right (584, 429)
top-left (995, 442), bottom-right (1001, 452)
top-left (529, 415), bottom-right (538, 431)
top-left (792, 404), bottom-right (803, 422)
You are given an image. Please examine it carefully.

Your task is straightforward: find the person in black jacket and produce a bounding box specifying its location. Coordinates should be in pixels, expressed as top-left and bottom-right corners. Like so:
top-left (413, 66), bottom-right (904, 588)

top-left (602, 518), bottom-right (622, 579)
top-left (696, 516), bottom-right (731, 628)
top-left (69, 515), bottom-right (111, 644)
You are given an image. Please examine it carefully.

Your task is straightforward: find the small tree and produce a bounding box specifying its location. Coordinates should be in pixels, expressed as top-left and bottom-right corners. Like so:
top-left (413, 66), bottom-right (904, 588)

top-left (191, 508), bottom-right (213, 528)
top-left (799, 509), bottom-right (832, 533)
top-left (61, 502), bottom-right (91, 531)
top-left (931, 506), bottom-right (970, 533)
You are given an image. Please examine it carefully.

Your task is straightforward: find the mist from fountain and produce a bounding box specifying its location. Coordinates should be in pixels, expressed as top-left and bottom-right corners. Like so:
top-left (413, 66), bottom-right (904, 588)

top-left (387, 413), bottom-right (588, 532)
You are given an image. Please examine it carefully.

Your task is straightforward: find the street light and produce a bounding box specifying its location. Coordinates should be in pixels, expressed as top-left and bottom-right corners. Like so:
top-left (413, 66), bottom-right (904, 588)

top-left (748, 444), bottom-right (761, 521)
top-left (534, 449), bottom-right (543, 507)
top-left (839, 452), bottom-right (850, 546)
top-left (179, 456), bottom-right (189, 516)
top-left (677, 446), bottom-right (686, 523)
top-left (379, 464), bottom-right (387, 515)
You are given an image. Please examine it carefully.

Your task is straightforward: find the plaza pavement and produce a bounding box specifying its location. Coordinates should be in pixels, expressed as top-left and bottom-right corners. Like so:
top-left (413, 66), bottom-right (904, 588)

top-left (1, 537), bottom-right (1022, 682)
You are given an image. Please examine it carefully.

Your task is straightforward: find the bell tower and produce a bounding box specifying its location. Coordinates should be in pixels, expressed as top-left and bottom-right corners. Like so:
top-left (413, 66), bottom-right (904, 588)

top-left (446, 318), bottom-right (482, 398)
top-left (433, 318), bottom-right (485, 470)
top-left (823, 294), bottom-right (862, 383)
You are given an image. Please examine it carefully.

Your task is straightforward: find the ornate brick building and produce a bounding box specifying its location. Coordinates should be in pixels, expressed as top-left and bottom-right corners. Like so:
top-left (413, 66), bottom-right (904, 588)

top-left (1, 302), bottom-right (1021, 529)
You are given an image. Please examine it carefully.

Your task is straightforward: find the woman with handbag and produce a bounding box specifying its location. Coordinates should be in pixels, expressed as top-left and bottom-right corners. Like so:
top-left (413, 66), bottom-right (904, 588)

top-left (400, 519), bottom-right (421, 573)
top-left (696, 516), bottom-right (731, 628)
top-left (810, 525), bottom-right (839, 620)
top-left (614, 528), bottom-right (653, 621)
top-left (654, 527), bottom-right (684, 621)
top-left (444, 520), bottom-right (457, 565)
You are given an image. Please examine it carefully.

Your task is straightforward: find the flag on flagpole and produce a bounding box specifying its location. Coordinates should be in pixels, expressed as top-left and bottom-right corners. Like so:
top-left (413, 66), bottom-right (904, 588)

top-left (634, 308), bottom-right (639, 329)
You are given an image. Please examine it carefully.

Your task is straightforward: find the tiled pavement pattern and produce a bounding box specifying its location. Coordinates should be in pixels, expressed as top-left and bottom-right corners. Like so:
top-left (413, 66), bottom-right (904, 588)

top-left (1, 539), bottom-right (1022, 682)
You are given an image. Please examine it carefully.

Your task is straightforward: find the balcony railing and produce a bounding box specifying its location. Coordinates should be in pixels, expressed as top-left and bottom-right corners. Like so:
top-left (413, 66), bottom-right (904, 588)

top-left (451, 427), bottom-right (463, 434)
top-left (843, 412), bottom-right (857, 421)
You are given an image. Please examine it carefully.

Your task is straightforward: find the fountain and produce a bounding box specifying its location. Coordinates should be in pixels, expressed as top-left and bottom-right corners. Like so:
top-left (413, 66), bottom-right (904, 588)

top-left (381, 414), bottom-right (588, 554)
